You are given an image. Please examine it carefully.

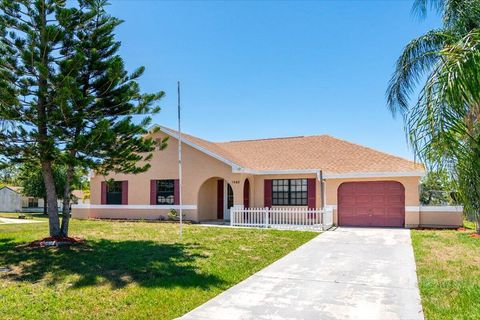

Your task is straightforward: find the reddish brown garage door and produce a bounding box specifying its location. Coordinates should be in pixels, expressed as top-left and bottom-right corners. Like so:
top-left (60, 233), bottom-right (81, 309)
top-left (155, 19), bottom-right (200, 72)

top-left (338, 181), bottom-right (405, 227)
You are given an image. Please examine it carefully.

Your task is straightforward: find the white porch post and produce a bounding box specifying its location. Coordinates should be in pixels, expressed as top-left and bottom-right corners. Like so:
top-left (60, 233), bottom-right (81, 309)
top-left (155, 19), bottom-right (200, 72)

top-left (265, 207), bottom-right (269, 228)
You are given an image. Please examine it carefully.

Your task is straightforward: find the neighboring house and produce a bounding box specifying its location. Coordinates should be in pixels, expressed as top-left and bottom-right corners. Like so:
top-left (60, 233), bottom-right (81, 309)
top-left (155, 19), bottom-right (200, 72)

top-left (0, 186), bottom-right (88, 213)
top-left (72, 190), bottom-right (90, 205)
top-left (72, 125), bottom-right (463, 228)
top-left (0, 186), bottom-right (22, 212)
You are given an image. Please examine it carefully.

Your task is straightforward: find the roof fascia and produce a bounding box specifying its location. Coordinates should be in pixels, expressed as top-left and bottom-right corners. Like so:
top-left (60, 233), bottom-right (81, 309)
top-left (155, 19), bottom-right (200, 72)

top-left (156, 126), bottom-right (244, 171)
top-left (323, 171), bottom-right (426, 179)
top-left (235, 168), bottom-right (425, 178)
top-left (234, 168), bottom-right (320, 175)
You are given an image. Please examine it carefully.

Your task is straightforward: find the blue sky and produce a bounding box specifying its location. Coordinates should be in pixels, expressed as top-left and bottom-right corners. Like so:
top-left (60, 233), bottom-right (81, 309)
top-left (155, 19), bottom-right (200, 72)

top-left (108, 0), bottom-right (441, 160)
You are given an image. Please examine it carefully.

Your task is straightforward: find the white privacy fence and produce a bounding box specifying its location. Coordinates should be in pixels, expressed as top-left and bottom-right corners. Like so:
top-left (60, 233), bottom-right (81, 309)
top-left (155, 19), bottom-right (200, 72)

top-left (230, 206), bottom-right (334, 231)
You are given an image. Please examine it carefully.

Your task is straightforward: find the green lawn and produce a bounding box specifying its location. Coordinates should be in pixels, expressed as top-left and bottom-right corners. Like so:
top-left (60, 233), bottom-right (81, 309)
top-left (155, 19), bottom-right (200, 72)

top-left (411, 225), bottom-right (480, 320)
top-left (0, 216), bottom-right (316, 320)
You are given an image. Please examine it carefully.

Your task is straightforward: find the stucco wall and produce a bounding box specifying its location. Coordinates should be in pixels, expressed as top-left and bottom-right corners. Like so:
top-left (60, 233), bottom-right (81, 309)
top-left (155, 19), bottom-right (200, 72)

top-left (418, 206), bottom-right (463, 228)
top-left (419, 211), bottom-right (462, 228)
top-left (197, 177), bottom-right (218, 220)
top-left (87, 132), bottom-right (251, 221)
top-left (72, 207), bottom-right (196, 221)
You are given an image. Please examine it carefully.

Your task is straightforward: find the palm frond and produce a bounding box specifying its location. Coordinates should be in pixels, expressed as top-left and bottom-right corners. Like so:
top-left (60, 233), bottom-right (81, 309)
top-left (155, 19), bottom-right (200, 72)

top-left (412, 0), bottom-right (445, 19)
top-left (407, 28), bottom-right (480, 169)
top-left (401, 0), bottom-right (480, 228)
top-left (386, 30), bottom-right (454, 117)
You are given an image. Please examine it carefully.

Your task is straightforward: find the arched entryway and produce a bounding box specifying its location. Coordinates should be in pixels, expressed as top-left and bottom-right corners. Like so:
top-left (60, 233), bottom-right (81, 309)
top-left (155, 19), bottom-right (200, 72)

top-left (197, 177), bottom-right (235, 221)
top-left (243, 179), bottom-right (250, 208)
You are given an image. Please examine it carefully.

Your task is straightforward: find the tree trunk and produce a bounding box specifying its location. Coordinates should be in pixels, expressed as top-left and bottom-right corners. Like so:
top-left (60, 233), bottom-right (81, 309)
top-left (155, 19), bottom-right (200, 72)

top-left (60, 164), bottom-right (74, 237)
top-left (476, 215), bottom-right (480, 235)
top-left (43, 196), bottom-right (47, 215)
top-left (37, 0), bottom-right (59, 237)
top-left (41, 161), bottom-right (60, 237)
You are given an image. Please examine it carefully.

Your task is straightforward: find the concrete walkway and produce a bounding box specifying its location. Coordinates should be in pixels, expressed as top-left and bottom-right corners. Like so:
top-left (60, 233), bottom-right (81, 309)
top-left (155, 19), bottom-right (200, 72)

top-left (0, 217), bottom-right (44, 224)
top-left (179, 228), bottom-right (424, 320)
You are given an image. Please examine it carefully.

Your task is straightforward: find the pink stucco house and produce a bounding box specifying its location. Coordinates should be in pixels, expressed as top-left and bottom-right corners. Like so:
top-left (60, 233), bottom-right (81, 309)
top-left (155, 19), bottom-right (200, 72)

top-left (72, 126), bottom-right (463, 228)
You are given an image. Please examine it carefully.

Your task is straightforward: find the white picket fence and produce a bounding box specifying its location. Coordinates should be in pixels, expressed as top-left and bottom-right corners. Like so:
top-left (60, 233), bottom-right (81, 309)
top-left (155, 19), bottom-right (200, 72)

top-left (230, 206), bottom-right (334, 231)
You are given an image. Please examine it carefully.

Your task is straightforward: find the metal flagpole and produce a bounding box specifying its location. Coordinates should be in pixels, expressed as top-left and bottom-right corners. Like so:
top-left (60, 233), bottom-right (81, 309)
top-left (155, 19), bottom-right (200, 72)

top-left (177, 81), bottom-right (183, 241)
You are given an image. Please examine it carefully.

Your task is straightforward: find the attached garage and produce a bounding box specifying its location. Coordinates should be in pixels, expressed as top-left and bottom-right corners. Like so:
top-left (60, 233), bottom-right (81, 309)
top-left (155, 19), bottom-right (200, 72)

top-left (338, 181), bottom-right (405, 227)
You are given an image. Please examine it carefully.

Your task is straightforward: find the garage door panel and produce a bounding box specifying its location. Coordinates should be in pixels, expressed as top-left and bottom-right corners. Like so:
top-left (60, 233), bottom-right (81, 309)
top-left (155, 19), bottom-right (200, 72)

top-left (386, 195), bottom-right (403, 205)
top-left (371, 183), bottom-right (385, 193)
top-left (371, 216), bottom-right (386, 227)
top-left (359, 186), bottom-right (373, 194)
top-left (341, 183), bottom-right (356, 193)
top-left (386, 217), bottom-right (404, 227)
top-left (355, 207), bottom-right (371, 215)
top-left (356, 195), bottom-right (370, 204)
top-left (338, 181), bottom-right (405, 228)
top-left (371, 195), bottom-right (386, 204)
top-left (339, 215), bottom-right (369, 227)
top-left (340, 206), bottom-right (356, 216)
top-left (372, 207), bottom-right (386, 215)
top-left (387, 183), bottom-right (404, 192)
top-left (339, 196), bottom-right (356, 205)
top-left (387, 207), bottom-right (404, 216)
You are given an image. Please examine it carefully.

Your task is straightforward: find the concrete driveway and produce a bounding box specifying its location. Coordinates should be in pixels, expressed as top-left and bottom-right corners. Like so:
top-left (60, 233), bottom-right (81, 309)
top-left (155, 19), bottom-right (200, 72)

top-left (0, 217), bottom-right (44, 224)
top-left (179, 228), bottom-right (424, 320)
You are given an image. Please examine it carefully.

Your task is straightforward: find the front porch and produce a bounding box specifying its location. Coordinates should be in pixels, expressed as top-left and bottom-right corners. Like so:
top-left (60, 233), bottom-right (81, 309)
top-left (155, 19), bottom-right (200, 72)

top-left (198, 205), bottom-right (334, 232)
top-left (196, 174), bottom-right (323, 223)
top-left (230, 206), bottom-right (334, 231)
top-left (197, 176), bottom-right (251, 222)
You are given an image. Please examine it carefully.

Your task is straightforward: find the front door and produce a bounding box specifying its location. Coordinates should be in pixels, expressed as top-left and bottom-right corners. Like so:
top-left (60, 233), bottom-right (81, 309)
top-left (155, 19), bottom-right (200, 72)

top-left (224, 183), bottom-right (234, 221)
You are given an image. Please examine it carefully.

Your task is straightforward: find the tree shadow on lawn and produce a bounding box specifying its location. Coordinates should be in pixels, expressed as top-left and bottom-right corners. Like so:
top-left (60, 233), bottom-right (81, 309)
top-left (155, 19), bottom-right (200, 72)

top-left (0, 239), bottom-right (224, 290)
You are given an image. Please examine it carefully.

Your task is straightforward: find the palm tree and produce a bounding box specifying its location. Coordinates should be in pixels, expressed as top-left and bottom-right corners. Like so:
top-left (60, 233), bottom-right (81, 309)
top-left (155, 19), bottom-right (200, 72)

top-left (387, 0), bottom-right (480, 233)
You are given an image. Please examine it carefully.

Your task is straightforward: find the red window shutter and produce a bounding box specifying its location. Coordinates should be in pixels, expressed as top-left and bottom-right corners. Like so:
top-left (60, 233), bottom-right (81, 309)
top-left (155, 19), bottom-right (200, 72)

top-left (264, 180), bottom-right (272, 208)
top-left (101, 181), bottom-right (107, 205)
top-left (243, 179), bottom-right (250, 208)
top-left (121, 181), bottom-right (128, 205)
top-left (174, 179), bottom-right (180, 205)
top-left (217, 180), bottom-right (224, 219)
top-left (307, 178), bottom-right (316, 209)
top-left (150, 180), bottom-right (157, 205)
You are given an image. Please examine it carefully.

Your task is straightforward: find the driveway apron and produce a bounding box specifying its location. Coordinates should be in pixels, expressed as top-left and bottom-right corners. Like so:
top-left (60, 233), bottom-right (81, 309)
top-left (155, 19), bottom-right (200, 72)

top-left (179, 227), bottom-right (424, 320)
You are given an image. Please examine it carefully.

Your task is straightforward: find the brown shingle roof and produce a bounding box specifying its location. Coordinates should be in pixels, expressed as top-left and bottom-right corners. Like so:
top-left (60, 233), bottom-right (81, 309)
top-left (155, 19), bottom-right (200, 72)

top-left (159, 126), bottom-right (423, 174)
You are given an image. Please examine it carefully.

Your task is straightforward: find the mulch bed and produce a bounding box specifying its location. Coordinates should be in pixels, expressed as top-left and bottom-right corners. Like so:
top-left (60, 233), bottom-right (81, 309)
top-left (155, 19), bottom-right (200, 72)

top-left (415, 227), bottom-right (479, 238)
top-left (456, 227), bottom-right (480, 238)
top-left (18, 237), bottom-right (85, 248)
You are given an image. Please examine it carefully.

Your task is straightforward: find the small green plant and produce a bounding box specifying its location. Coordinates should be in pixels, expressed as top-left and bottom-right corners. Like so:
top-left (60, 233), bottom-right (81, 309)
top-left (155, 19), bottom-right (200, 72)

top-left (168, 209), bottom-right (185, 221)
